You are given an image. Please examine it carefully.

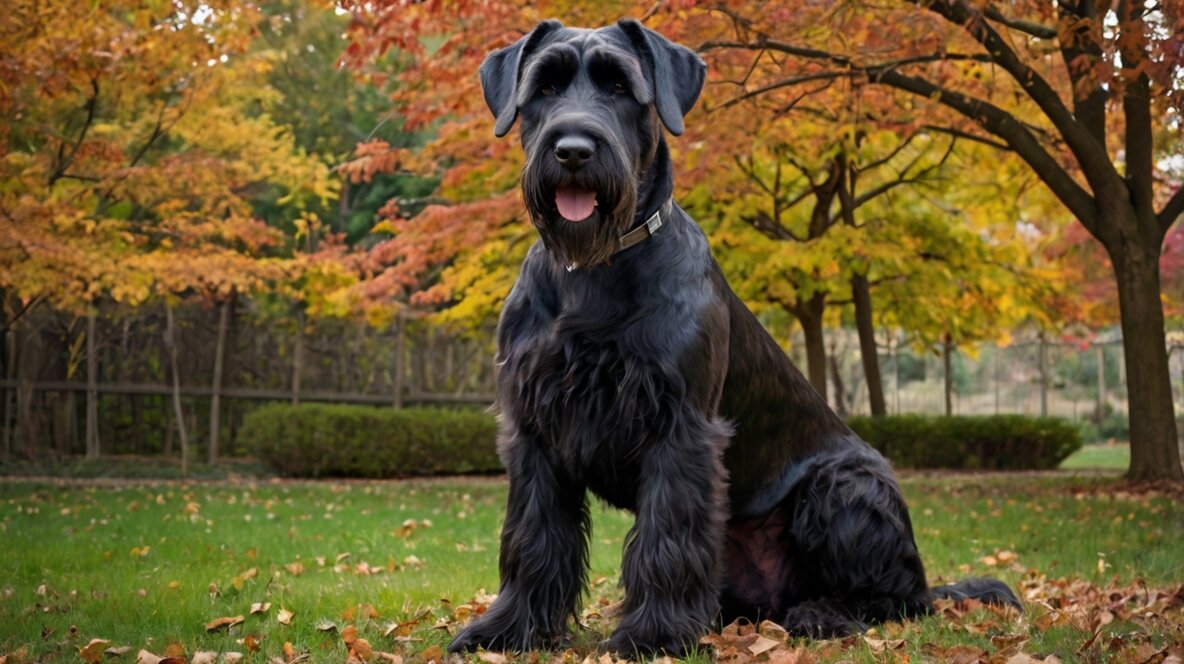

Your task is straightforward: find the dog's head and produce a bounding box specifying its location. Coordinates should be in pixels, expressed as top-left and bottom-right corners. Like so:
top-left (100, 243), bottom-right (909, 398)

top-left (479, 20), bottom-right (706, 267)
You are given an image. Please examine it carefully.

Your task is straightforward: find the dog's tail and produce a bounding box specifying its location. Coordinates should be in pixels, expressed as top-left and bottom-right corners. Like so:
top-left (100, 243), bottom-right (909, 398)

top-left (930, 577), bottom-right (1023, 611)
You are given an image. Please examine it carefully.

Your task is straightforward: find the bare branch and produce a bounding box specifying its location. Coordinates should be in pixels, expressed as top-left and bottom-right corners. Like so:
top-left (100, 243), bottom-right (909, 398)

top-left (921, 124), bottom-right (1011, 151)
top-left (1158, 186), bottom-right (1184, 231)
top-left (48, 78), bottom-right (100, 186)
top-left (983, 6), bottom-right (1058, 39)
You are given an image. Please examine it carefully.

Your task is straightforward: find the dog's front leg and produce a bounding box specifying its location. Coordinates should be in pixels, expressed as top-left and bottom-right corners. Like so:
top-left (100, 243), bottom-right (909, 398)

top-left (607, 411), bottom-right (730, 657)
top-left (449, 427), bottom-right (589, 654)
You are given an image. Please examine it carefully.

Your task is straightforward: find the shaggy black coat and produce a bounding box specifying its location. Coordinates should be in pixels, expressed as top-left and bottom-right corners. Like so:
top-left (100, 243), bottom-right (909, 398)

top-left (448, 19), bottom-right (1021, 658)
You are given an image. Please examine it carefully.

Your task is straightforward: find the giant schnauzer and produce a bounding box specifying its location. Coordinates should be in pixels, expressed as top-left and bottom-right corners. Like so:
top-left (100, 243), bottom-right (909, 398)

top-left (450, 19), bottom-right (1021, 658)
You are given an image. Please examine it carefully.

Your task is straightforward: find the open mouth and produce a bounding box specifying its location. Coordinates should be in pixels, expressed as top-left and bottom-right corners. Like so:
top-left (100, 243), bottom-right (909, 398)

top-left (555, 186), bottom-right (598, 222)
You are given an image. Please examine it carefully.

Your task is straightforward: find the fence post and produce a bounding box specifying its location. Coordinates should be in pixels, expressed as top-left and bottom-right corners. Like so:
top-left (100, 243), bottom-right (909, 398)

top-left (209, 298), bottom-right (230, 465)
top-left (1039, 333), bottom-right (1049, 417)
top-left (292, 309), bottom-right (304, 406)
top-left (85, 310), bottom-right (99, 459)
top-left (393, 310), bottom-right (406, 409)
top-left (165, 303), bottom-right (189, 478)
top-left (1095, 342), bottom-right (1106, 420)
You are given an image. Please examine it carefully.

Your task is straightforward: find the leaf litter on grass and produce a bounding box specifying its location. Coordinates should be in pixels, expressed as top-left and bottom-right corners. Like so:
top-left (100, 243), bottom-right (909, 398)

top-left (3, 477), bottom-right (1182, 663)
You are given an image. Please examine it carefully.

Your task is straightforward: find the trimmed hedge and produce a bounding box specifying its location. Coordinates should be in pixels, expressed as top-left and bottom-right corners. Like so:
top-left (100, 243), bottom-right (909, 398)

top-left (241, 403), bottom-right (501, 478)
top-left (847, 414), bottom-right (1082, 470)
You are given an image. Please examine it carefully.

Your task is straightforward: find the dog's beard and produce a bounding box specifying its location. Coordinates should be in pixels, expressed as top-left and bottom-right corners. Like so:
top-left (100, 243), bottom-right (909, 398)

top-left (522, 143), bottom-right (637, 268)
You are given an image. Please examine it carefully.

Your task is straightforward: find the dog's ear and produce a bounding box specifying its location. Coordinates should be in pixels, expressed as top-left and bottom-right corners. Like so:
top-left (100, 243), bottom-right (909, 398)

top-left (616, 19), bottom-right (706, 136)
top-left (480, 20), bottom-right (563, 137)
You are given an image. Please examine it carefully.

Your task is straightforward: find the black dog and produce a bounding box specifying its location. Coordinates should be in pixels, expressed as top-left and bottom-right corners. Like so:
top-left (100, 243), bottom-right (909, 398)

top-left (450, 19), bottom-right (1021, 657)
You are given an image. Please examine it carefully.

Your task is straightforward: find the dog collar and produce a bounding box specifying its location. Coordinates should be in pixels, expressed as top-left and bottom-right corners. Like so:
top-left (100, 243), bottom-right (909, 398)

top-left (617, 198), bottom-right (673, 254)
top-left (565, 199), bottom-right (673, 272)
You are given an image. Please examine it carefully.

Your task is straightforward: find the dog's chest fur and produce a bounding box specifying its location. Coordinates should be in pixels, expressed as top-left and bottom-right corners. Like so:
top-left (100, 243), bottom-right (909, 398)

top-left (497, 224), bottom-right (721, 510)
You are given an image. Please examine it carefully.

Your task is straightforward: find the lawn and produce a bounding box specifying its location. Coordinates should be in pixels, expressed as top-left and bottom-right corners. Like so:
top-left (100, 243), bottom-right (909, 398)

top-left (1, 473), bottom-right (1181, 663)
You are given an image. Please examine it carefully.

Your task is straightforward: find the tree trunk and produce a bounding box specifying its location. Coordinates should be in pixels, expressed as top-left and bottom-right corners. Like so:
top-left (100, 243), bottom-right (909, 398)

top-left (793, 292), bottom-right (828, 400)
top-left (165, 304), bottom-right (189, 478)
top-left (851, 272), bottom-right (886, 416)
top-left (1108, 229), bottom-right (1183, 481)
top-left (208, 298), bottom-right (230, 465)
top-left (85, 310), bottom-right (99, 459)
top-left (828, 353), bottom-right (848, 418)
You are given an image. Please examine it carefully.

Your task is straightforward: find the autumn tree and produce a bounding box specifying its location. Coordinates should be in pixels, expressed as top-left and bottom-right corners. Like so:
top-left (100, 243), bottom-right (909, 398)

top-left (0, 0), bottom-right (345, 462)
top-left (694, 0), bottom-right (1184, 480)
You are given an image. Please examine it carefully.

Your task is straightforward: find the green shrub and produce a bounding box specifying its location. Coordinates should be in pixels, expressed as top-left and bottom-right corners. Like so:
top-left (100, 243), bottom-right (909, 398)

top-left (241, 403), bottom-right (501, 478)
top-left (847, 414), bottom-right (1082, 470)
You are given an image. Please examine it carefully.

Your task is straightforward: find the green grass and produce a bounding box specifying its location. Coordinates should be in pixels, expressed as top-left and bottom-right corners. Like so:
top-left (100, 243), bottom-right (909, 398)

top-left (1, 474), bottom-right (1181, 662)
top-left (1058, 443), bottom-right (1131, 470)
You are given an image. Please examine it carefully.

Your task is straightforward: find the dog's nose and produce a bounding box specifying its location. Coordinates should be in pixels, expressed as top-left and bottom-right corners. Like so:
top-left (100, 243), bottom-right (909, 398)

top-left (554, 135), bottom-right (595, 169)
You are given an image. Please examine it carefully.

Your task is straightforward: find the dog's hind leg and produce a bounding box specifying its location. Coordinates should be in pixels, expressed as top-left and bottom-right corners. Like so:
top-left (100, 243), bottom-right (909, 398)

top-left (449, 427), bottom-right (589, 653)
top-left (777, 449), bottom-right (932, 637)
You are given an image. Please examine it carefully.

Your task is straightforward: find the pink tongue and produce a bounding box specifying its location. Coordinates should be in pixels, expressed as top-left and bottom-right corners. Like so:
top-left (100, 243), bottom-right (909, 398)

top-left (555, 187), bottom-right (597, 222)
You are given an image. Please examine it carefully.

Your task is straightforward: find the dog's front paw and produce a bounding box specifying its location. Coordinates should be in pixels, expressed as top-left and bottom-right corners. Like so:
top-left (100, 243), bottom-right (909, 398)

top-left (603, 629), bottom-right (693, 659)
top-left (448, 612), bottom-right (567, 654)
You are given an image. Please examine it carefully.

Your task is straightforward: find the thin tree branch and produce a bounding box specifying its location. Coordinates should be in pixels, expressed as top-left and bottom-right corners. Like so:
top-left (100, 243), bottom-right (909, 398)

top-left (48, 78), bottom-right (100, 186)
top-left (921, 124), bottom-right (1011, 151)
top-left (983, 6), bottom-right (1058, 39)
top-left (1158, 186), bottom-right (1184, 231)
top-left (911, 0), bottom-right (1121, 198)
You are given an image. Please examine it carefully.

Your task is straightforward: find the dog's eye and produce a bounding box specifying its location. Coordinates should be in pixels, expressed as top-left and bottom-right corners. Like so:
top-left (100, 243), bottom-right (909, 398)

top-left (612, 81), bottom-right (627, 94)
top-left (540, 84), bottom-right (558, 97)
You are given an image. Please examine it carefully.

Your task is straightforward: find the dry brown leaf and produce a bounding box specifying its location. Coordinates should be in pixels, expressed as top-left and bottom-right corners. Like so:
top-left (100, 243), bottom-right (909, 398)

top-left (863, 637), bottom-right (906, 653)
top-left (221, 654), bottom-right (244, 664)
top-left (190, 652), bottom-right (217, 664)
top-left (135, 651), bottom-right (162, 664)
top-left (80, 639), bottom-right (111, 664)
top-left (105, 646), bottom-right (134, 657)
top-left (375, 653), bottom-right (403, 664)
top-left (282, 642), bottom-right (297, 663)
top-left (421, 645), bottom-right (444, 664)
top-left (342, 625), bottom-right (359, 646)
top-left (164, 644), bottom-right (186, 659)
top-left (767, 648), bottom-right (815, 664)
top-left (315, 619), bottom-right (337, 632)
top-left (244, 635), bottom-right (261, 653)
top-left (351, 638), bottom-right (373, 661)
top-left (747, 635), bottom-right (781, 656)
top-left (205, 616), bottom-right (244, 632)
top-left (277, 608), bottom-right (295, 625)
top-left (285, 562), bottom-right (304, 577)
top-left (478, 652), bottom-right (508, 664)
top-left (250, 602), bottom-right (271, 615)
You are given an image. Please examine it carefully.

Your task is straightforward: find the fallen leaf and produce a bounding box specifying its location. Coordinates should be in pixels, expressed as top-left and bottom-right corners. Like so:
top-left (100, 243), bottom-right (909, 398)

top-left (222, 654), bottom-right (244, 664)
top-left (421, 646), bottom-right (443, 663)
top-left (351, 638), bottom-right (373, 661)
top-left (315, 619), bottom-right (337, 632)
top-left (375, 654), bottom-right (403, 664)
top-left (863, 637), bottom-right (906, 653)
top-left (244, 635), bottom-right (261, 653)
top-left (190, 652), bottom-right (217, 664)
top-left (277, 608), bottom-right (294, 625)
top-left (478, 652), bottom-right (507, 664)
top-left (105, 646), bottom-right (134, 657)
top-left (205, 616), bottom-right (244, 632)
top-left (80, 639), bottom-right (111, 664)
top-left (342, 625), bottom-right (359, 647)
top-left (748, 635), bottom-right (781, 656)
top-left (285, 562), bottom-right (304, 577)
